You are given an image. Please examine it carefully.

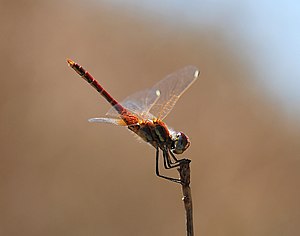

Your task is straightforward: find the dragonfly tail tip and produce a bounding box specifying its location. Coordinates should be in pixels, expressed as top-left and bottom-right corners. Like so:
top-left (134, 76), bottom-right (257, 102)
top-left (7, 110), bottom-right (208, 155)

top-left (66, 58), bottom-right (75, 66)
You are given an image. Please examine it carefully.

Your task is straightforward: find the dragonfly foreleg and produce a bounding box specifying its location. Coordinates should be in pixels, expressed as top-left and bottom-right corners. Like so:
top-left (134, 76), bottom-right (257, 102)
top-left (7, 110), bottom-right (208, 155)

top-left (169, 149), bottom-right (179, 163)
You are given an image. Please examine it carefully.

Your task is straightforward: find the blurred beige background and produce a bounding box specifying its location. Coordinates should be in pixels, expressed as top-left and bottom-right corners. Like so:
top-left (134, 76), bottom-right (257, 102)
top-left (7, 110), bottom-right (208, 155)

top-left (1, 1), bottom-right (299, 235)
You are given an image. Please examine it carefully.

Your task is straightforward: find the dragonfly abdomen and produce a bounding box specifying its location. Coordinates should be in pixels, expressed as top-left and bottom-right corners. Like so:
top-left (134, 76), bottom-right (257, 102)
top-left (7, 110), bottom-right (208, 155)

top-left (67, 59), bottom-right (124, 115)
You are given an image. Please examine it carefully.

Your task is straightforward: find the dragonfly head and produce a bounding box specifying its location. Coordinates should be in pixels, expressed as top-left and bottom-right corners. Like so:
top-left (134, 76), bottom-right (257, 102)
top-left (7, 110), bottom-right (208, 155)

top-left (173, 132), bottom-right (190, 154)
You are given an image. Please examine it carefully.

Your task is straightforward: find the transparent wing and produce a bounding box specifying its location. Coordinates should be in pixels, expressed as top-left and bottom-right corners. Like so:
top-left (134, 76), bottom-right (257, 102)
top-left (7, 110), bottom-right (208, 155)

top-left (148, 66), bottom-right (200, 120)
top-left (88, 117), bottom-right (128, 126)
top-left (106, 89), bottom-right (159, 120)
top-left (106, 65), bottom-right (200, 120)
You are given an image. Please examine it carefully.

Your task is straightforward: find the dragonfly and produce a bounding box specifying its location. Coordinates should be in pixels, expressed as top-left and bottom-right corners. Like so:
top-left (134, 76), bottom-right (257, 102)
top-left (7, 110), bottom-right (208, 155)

top-left (67, 59), bottom-right (200, 183)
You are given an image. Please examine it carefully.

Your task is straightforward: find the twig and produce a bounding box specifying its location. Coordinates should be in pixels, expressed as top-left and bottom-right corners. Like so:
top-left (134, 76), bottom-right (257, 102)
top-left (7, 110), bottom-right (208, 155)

top-left (178, 159), bottom-right (194, 236)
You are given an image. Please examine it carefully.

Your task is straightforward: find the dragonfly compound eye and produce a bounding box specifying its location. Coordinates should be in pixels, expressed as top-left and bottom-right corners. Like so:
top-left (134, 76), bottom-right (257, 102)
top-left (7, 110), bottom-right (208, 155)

top-left (173, 132), bottom-right (190, 154)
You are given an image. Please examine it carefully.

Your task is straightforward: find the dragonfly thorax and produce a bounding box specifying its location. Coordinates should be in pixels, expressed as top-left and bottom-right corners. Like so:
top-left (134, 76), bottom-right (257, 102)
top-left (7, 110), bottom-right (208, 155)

top-left (171, 132), bottom-right (190, 154)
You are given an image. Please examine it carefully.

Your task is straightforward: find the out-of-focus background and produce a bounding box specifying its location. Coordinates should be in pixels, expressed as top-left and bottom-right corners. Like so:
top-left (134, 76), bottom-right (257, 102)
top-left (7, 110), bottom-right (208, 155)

top-left (1, 0), bottom-right (299, 235)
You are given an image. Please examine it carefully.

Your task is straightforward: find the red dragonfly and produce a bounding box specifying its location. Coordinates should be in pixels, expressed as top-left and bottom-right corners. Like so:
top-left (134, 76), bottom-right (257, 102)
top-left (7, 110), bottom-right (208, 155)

top-left (67, 59), bottom-right (200, 183)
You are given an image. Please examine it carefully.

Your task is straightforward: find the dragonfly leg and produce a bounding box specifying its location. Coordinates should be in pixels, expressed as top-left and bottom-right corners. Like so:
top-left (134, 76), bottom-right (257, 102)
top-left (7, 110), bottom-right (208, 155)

top-left (163, 148), bottom-right (185, 169)
top-left (162, 148), bottom-right (173, 169)
top-left (158, 147), bottom-right (176, 169)
top-left (169, 149), bottom-right (179, 163)
top-left (162, 149), bottom-right (172, 169)
top-left (168, 149), bottom-right (191, 168)
top-left (155, 147), bottom-right (181, 184)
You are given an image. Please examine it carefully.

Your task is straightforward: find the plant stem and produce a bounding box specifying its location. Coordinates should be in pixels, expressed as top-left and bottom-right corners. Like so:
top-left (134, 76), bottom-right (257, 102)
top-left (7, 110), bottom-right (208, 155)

top-left (178, 160), bottom-right (194, 236)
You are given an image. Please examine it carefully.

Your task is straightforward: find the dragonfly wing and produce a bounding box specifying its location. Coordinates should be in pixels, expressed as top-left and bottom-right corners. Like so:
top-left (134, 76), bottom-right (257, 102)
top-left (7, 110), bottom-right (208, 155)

top-left (106, 65), bottom-right (199, 120)
top-left (148, 66), bottom-right (200, 120)
top-left (88, 117), bottom-right (128, 126)
top-left (106, 89), bottom-right (158, 120)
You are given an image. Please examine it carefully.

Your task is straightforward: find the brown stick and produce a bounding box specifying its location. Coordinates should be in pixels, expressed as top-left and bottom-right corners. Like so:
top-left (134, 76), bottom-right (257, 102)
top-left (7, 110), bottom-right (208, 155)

top-left (178, 159), bottom-right (194, 236)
